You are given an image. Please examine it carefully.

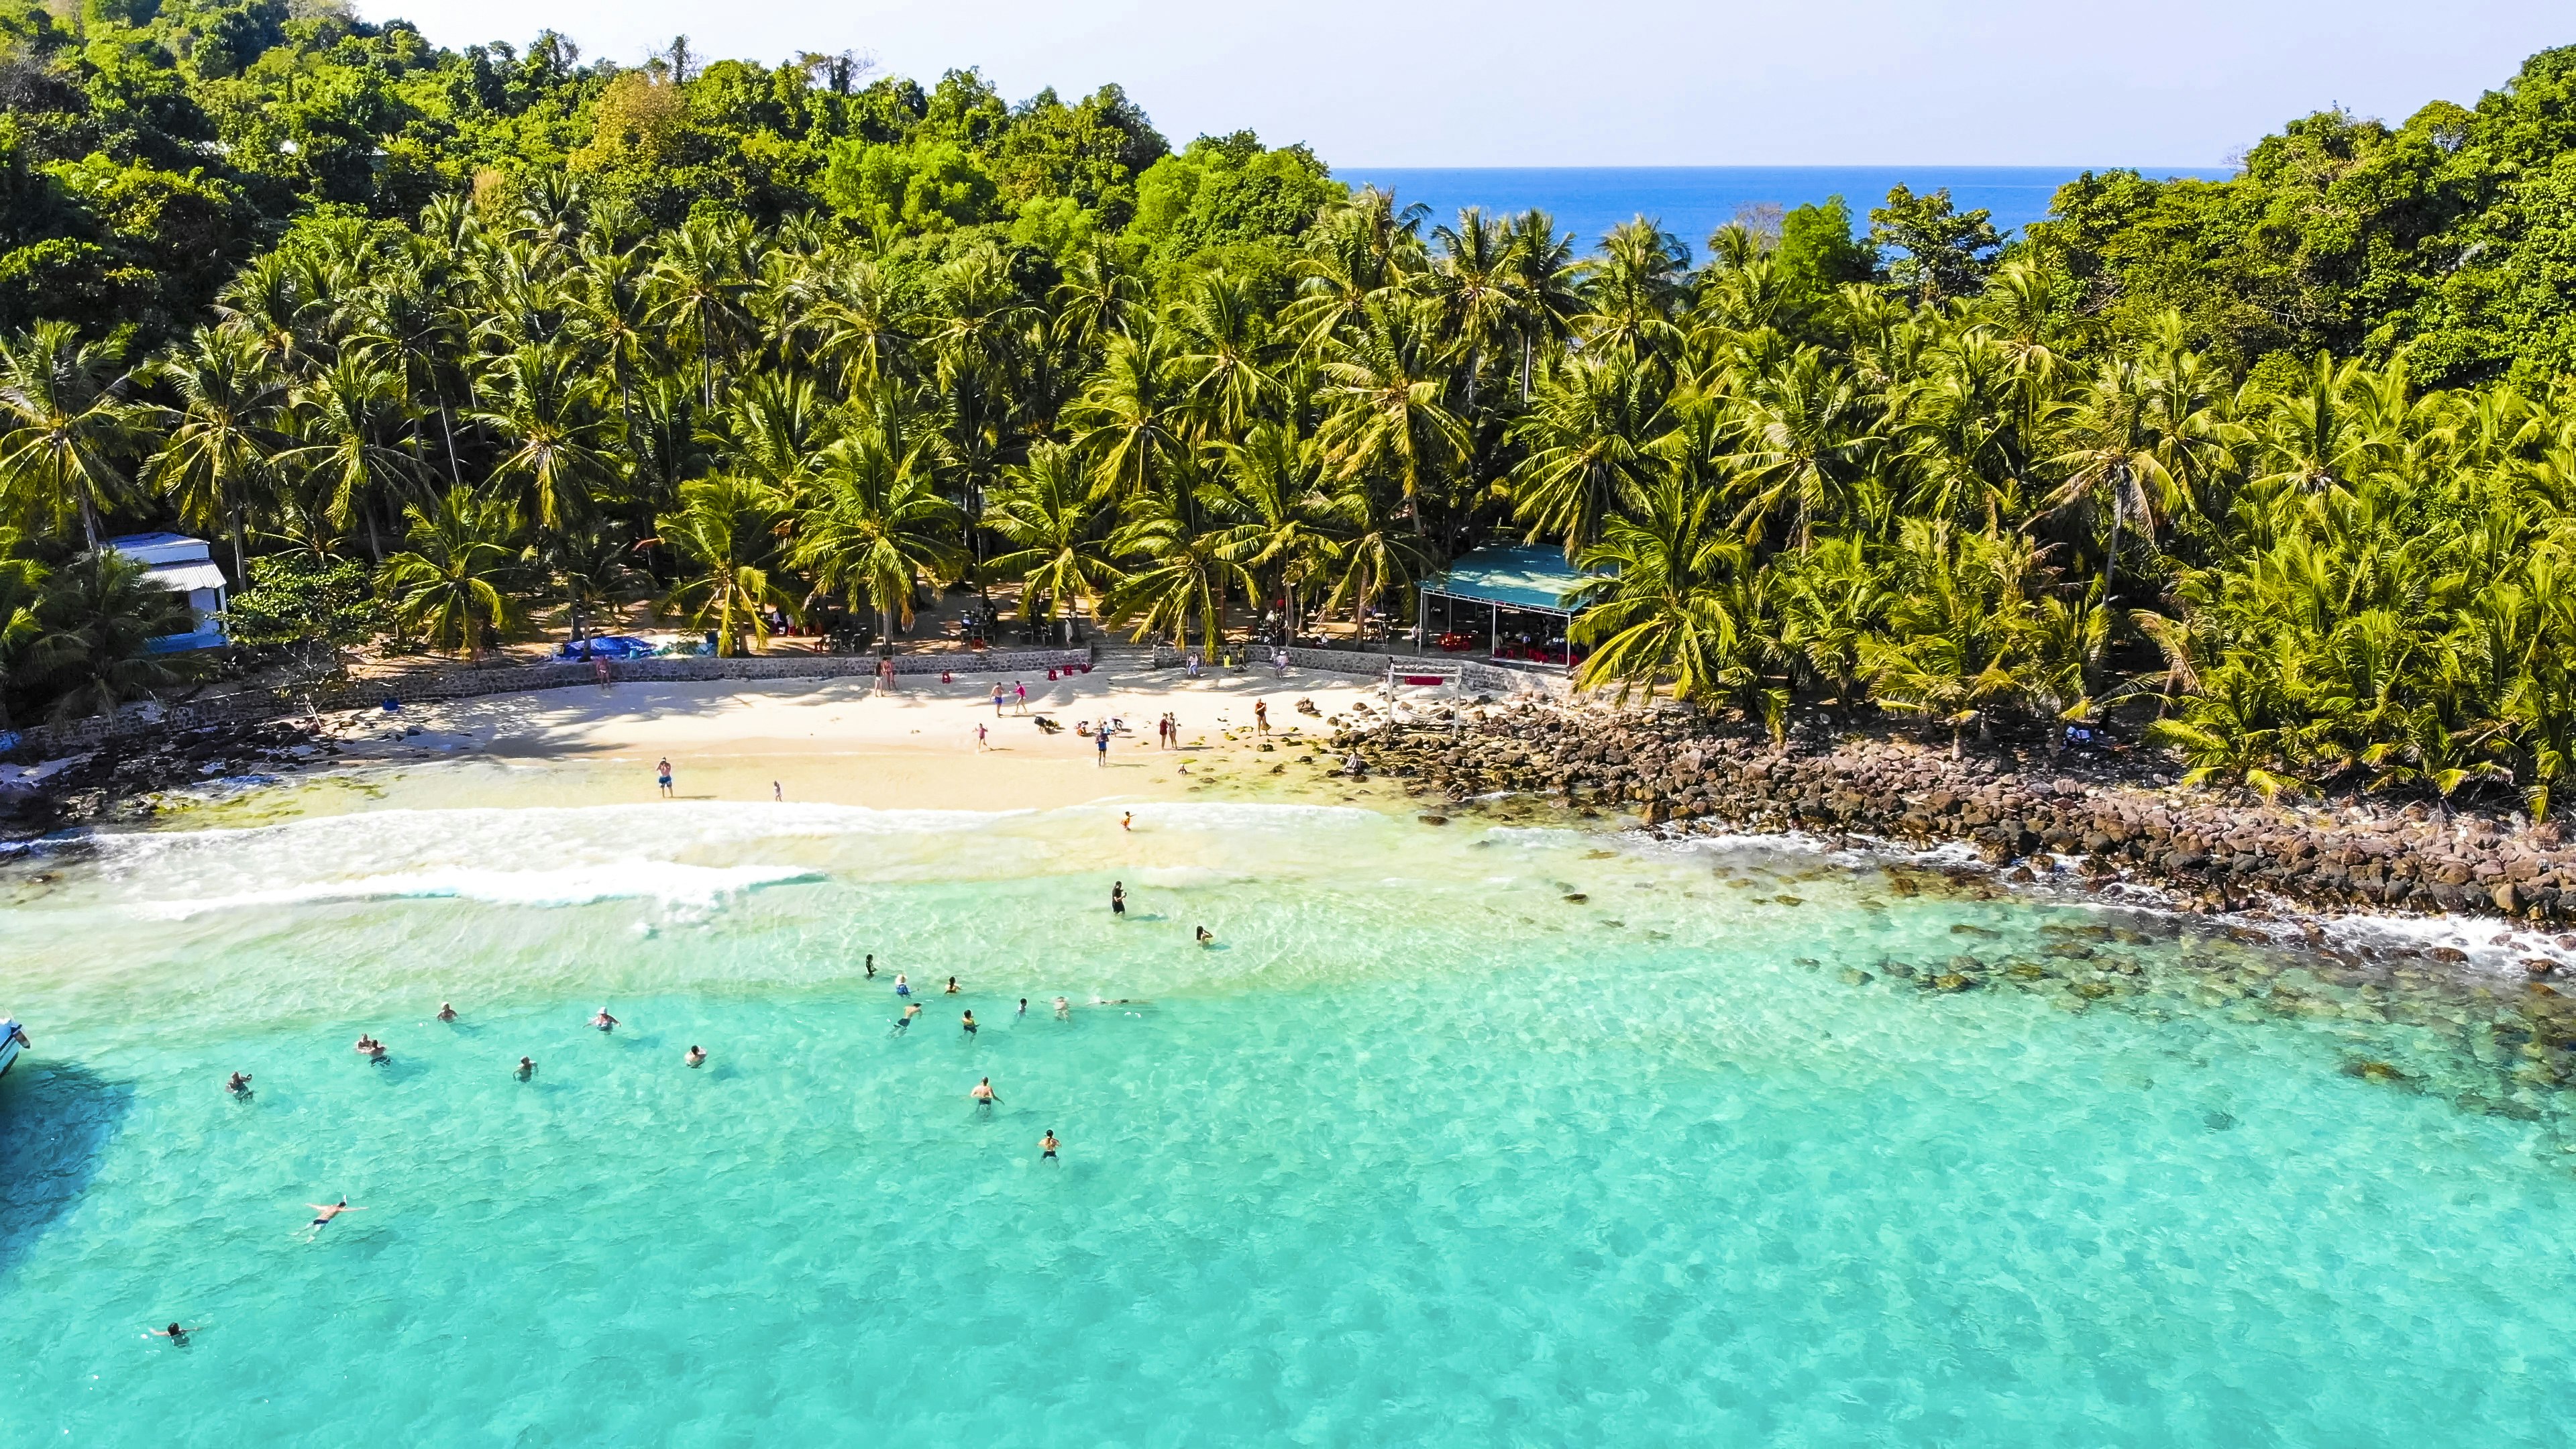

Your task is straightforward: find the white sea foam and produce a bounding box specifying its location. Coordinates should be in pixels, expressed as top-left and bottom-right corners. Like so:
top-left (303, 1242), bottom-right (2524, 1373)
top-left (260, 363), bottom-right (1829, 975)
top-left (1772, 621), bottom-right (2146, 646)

top-left (144, 861), bottom-right (824, 918)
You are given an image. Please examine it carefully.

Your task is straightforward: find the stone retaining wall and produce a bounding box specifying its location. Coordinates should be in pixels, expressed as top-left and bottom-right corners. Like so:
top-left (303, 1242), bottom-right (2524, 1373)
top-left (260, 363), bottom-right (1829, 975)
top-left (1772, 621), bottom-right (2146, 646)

top-left (1142, 643), bottom-right (1571, 699)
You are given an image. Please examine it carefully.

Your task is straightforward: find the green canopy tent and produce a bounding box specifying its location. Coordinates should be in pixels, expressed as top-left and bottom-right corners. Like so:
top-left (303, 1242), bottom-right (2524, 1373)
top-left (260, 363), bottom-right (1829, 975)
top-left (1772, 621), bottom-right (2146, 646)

top-left (1414, 544), bottom-right (1603, 669)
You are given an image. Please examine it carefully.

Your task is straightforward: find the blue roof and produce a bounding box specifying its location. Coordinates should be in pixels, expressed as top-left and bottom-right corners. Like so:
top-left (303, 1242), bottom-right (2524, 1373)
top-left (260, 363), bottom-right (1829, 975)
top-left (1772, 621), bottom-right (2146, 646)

top-left (1421, 544), bottom-right (1599, 614)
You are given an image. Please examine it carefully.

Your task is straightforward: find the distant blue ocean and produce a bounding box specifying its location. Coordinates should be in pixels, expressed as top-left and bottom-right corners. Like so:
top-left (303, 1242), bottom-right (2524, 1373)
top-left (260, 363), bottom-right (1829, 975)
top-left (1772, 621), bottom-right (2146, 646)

top-left (1332, 166), bottom-right (2235, 255)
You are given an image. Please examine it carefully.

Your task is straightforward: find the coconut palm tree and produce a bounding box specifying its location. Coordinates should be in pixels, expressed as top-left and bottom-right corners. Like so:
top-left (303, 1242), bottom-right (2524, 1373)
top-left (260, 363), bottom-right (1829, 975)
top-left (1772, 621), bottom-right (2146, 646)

top-left (985, 441), bottom-right (1117, 643)
top-left (790, 435), bottom-right (967, 643)
top-left (472, 345), bottom-right (614, 533)
top-left (1570, 476), bottom-right (1782, 726)
top-left (655, 476), bottom-right (797, 656)
top-left (0, 323), bottom-right (155, 548)
top-left (378, 486), bottom-right (525, 661)
top-left (15, 549), bottom-right (190, 721)
top-left (280, 354), bottom-right (419, 560)
top-left (1316, 299), bottom-right (1466, 531)
top-left (147, 329), bottom-right (284, 580)
top-left (1507, 351), bottom-right (1668, 557)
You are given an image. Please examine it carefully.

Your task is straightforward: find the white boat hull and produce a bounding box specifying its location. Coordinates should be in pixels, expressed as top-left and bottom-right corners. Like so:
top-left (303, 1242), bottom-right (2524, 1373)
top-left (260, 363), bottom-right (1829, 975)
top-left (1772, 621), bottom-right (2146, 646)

top-left (0, 1019), bottom-right (23, 1078)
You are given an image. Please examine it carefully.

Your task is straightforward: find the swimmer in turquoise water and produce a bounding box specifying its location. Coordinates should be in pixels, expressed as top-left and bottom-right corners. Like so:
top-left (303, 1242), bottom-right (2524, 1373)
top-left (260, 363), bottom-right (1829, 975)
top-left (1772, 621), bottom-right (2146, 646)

top-left (300, 1197), bottom-right (365, 1242)
top-left (893, 1002), bottom-right (921, 1034)
top-left (685, 1044), bottom-right (706, 1067)
top-left (971, 1077), bottom-right (1000, 1110)
top-left (1040, 1130), bottom-right (1059, 1161)
top-left (592, 1009), bottom-right (619, 1033)
top-left (516, 1057), bottom-right (536, 1081)
top-left (148, 1322), bottom-right (208, 1345)
top-left (961, 1010), bottom-right (978, 1036)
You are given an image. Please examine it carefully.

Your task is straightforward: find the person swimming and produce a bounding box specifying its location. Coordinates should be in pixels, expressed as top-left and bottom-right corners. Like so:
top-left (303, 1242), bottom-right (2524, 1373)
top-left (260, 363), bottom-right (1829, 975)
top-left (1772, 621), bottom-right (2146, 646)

top-left (354, 1034), bottom-right (387, 1063)
top-left (685, 1044), bottom-right (706, 1067)
top-left (945, 976), bottom-right (961, 994)
top-left (894, 973), bottom-right (910, 998)
top-left (894, 1002), bottom-right (922, 1034)
top-left (225, 1071), bottom-right (253, 1097)
top-left (1195, 926), bottom-right (1214, 946)
top-left (961, 1010), bottom-right (978, 1036)
top-left (436, 1003), bottom-right (457, 1022)
top-left (1017, 998), bottom-right (1028, 1018)
top-left (592, 1009), bottom-right (619, 1033)
top-left (301, 1197), bottom-right (365, 1240)
top-left (1040, 1130), bottom-right (1059, 1161)
top-left (516, 1057), bottom-right (536, 1081)
top-left (970, 1077), bottom-right (1000, 1109)
top-left (149, 1322), bottom-right (207, 1345)
top-left (1053, 996), bottom-right (1071, 1020)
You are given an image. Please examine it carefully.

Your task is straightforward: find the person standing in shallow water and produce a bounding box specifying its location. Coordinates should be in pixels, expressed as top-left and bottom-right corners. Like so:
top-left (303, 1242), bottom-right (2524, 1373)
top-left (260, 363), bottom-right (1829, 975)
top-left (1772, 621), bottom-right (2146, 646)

top-left (1110, 881), bottom-right (1126, 918)
top-left (1040, 1130), bottom-right (1059, 1162)
top-left (657, 758), bottom-right (673, 796)
top-left (516, 1057), bottom-right (536, 1081)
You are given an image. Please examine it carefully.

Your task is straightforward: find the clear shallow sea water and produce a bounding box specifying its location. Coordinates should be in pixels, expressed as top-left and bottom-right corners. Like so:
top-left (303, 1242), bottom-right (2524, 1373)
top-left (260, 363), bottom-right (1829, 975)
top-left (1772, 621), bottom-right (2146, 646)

top-left (1334, 166), bottom-right (2238, 252)
top-left (4, 796), bottom-right (2576, 1446)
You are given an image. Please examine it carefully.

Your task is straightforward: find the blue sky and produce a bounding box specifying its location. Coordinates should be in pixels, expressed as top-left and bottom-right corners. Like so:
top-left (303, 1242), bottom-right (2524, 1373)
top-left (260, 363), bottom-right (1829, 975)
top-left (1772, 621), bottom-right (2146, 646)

top-left (366, 1), bottom-right (2569, 167)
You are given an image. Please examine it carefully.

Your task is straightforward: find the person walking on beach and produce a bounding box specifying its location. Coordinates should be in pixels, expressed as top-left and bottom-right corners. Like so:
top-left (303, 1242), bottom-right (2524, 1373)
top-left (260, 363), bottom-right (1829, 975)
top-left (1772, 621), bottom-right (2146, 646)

top-left (773, 781), bottom-right (783, 802)
top-left (993, 684), bottom-right (1007, 716)
top-left (1254, 700), bottom-right (1269, 737)
top-left (1121, 810), bottom-right (1132, 832)
top-left (1110, 881), bottom-right (1126, 918)
top-left (1040, 1129), bottom-right (1059, 1162)
top-left (975, 722), bottom-right (988, 751)
top-left (657, 758), bottom-right (674, 796)
top-left (1095, 722), bottom-right (1111, 766)
top-left (970, 1077), bottom-right (999, 1110)
top-left (1014, 680), bottom-right (1028, 714)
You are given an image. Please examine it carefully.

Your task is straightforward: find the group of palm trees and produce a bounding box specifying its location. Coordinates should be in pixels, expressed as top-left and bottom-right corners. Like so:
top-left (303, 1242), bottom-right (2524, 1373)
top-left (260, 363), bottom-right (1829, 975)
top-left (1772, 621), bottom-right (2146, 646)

top-left (5, 174), bottom-right (2576, 815)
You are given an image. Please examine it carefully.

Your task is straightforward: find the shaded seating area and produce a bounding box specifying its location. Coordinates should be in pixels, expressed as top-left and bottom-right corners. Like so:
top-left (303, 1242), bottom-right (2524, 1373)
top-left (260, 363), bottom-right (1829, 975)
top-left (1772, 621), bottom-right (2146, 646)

top-left (1413, 544), bottom-right (1603, 671)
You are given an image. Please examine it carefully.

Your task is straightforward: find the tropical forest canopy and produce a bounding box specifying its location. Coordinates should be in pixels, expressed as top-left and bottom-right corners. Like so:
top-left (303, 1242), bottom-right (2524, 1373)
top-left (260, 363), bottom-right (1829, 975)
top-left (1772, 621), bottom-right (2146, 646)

top-left (6, 4), bottom-right (2576, 817)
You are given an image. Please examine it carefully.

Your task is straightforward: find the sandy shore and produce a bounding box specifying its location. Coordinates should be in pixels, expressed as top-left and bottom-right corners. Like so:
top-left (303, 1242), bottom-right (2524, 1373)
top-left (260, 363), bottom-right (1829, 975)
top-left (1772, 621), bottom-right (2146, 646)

top-left (234, 663), bottom-right (1424, 818)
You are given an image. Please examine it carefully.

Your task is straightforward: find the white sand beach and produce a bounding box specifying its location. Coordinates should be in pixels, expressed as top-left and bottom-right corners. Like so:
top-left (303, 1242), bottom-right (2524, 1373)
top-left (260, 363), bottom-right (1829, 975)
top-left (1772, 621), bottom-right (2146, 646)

top-left (273, 663), bottom-right (1442, 816)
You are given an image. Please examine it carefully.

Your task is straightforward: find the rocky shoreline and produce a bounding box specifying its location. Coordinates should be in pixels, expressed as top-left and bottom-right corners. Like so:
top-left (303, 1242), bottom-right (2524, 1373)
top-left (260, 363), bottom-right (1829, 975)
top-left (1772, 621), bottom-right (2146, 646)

top-left (1, 718), bottom-right (338, 837)
top-left (1333, 701), bottom-right (2576, 961)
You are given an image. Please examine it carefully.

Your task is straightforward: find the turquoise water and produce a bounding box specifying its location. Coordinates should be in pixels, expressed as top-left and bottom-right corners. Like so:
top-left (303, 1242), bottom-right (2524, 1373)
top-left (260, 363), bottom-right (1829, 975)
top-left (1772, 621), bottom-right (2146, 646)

top-left (1334, 166), bottom-right (2238, 251)
top-left (5, 798), bottom-right (2576, 1445)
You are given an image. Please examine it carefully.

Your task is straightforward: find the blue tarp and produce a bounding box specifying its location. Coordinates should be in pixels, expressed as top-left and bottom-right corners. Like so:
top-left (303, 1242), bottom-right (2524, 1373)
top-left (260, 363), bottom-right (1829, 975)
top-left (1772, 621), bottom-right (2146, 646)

top-left (1419, 545), bottom-right (1599, 614)
top-left (557, 635), bottom-right (658, 660)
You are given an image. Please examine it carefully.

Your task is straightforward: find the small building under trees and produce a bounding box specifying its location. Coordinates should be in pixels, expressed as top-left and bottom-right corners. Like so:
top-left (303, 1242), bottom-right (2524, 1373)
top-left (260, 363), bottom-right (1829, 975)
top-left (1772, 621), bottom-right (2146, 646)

top-left (1415, 544), bottom-right (1601, 670)
top-left (105, 534), bottom-right (228, 653)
